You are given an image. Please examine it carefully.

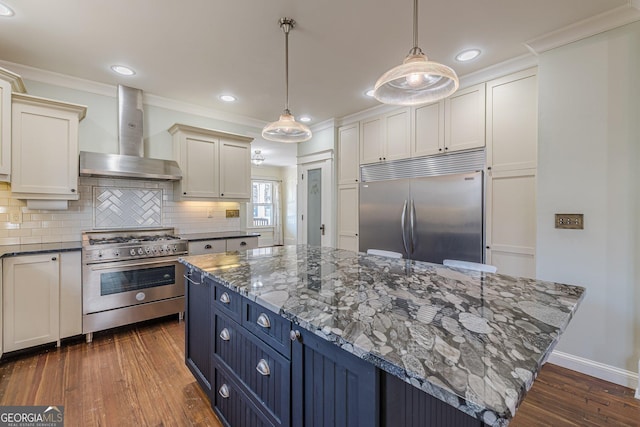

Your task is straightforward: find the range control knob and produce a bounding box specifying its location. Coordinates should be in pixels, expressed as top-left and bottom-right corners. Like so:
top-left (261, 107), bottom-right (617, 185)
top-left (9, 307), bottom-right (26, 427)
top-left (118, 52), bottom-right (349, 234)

top-left (113, 250), bottom-right (120, 257)
top-left (137, 248), bottom-right (144, 255)
top-left (130, 249), bottom-right (136, 256)
top-left (145, 247), bottom-right (151, 254)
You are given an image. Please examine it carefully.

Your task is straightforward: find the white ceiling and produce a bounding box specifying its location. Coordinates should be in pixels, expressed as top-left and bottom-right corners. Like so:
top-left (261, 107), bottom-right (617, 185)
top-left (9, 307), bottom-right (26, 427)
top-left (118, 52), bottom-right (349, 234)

top-left (0, 0), bottom-right (633, 167)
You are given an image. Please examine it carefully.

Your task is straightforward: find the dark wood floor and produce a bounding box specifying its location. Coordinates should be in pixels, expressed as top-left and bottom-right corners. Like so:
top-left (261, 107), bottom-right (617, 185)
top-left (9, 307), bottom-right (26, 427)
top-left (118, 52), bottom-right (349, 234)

top-left (0, 317), bottom-right (638, 426)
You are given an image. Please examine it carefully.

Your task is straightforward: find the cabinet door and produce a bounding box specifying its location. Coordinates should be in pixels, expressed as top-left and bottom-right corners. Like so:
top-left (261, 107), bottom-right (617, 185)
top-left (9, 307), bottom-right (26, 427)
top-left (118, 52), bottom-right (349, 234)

top-left (188, 239), bottom-right (226, 255)
top-left (181, 135), bottom-right (219, 198)
top-left (3, 254), bottom-right (60, 352)
top-left (0, 78), bottom-right (11, 179)
top-left (226, 237), bottom-right (258, 251)
top-left (445, 83), bottom-right (486, 152)
top-left (359, 117), bottom-right (383, 164)
top-left (486, 169), bottom-right (536, 278)
top-left (338, 123), bottom-right (360, 185)
top-left (60, 251), bottom-right (82, 338)
top-left (486, 68), bottom-right (538, 172)
top-left (219, 140), bottom-right (251, 199)
top-left (11, 98), bottom-right (83, 198)
top-left (384, 108), bottom-right (411, 161)
top-left (185, 271), bottom-right (212, 396)
top-left (413, 101), bottom-right (444, 157)
top-left (291, 328), bottom-right (379, 427)
top-left (337, 184), bottom-right (359, 252)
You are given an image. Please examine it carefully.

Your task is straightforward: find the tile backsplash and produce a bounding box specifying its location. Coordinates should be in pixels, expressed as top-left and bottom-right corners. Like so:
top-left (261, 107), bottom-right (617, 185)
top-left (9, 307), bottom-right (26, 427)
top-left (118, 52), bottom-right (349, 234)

top-left (0, 177), bottom-right (241, 245)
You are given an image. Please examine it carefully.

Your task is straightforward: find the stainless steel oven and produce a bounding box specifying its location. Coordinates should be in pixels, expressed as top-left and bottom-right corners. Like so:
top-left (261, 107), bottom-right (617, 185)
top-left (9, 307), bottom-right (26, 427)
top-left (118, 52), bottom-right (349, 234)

top-left (82, 228), bottom-right (188, 342)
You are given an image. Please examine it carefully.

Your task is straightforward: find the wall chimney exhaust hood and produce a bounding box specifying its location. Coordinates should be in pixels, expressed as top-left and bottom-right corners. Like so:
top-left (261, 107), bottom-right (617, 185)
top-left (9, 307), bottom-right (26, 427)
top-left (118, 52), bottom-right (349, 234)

top-left (79, 85), bottom-right (182, 181)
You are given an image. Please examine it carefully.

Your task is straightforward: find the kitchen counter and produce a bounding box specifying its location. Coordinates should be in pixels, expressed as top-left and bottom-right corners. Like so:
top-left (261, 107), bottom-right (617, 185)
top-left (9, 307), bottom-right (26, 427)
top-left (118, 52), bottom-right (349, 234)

top-left (180, 245), bottom-right (585, 426)
top-left (0, 241), bottom-right (82, 258)
top-left (179, 231), bottom-right (260, 242)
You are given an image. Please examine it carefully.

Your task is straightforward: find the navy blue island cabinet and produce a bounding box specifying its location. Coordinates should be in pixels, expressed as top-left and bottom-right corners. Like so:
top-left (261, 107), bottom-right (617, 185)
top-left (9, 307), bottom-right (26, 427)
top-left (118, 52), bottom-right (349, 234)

top-left (185, 273), bottom-right (487, 427)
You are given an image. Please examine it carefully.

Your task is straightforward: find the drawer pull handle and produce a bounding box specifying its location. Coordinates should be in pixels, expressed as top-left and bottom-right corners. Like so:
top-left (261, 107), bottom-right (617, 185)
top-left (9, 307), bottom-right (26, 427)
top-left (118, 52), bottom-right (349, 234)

top-left (256, 359), bottom-right (271, 376)
top-left (256, 313), bottom-right (271, 329)
top-left (220, 328), bottom-right (230, 341)
top-left (240, 241), bottom-right (247, 246)
top-left (218, 384), bottom-right (230, 399)
top-left (220, 292), bottom-right (231, 304)
top-left (290, 330), bottom-right (301, 342)
top-left (204, 244), bottom-right (212, 249)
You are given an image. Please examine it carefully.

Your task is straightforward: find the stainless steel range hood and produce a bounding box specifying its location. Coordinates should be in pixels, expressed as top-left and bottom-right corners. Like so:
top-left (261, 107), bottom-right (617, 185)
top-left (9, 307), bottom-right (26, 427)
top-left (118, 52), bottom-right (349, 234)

top-left (79, 85), bottom-right (182, 181)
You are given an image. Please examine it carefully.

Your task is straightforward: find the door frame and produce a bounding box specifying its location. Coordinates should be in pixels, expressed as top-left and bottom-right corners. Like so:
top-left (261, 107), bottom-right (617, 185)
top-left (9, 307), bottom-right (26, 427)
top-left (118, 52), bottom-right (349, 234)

top-left (297, 150), bottom-right (334, 247)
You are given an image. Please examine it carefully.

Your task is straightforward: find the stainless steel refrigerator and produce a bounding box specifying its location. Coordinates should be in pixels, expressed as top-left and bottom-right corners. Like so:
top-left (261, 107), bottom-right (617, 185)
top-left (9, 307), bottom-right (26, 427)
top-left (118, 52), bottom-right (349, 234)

top-left (359, 171), bottom-right (483, 264)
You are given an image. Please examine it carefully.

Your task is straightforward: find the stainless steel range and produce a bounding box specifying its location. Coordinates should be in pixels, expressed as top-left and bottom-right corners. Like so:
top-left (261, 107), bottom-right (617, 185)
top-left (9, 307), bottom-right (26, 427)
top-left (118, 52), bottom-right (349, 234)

top-left (82, 227), bottom-right (188, 342)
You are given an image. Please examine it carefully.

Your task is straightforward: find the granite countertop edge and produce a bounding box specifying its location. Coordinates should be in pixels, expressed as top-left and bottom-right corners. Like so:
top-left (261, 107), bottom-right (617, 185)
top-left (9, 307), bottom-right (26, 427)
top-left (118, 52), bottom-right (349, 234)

top-left (180, 231), bottom-right (260, 242)
top-left (0, 242), bottom-right (82, 258)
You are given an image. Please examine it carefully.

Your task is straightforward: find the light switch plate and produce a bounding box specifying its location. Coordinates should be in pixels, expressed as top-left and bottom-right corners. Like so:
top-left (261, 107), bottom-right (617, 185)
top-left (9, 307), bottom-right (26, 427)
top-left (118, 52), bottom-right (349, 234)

top-left (555, 213), bottom-right (583, 229)
top-left (226, 209), bottom-right (240, 218)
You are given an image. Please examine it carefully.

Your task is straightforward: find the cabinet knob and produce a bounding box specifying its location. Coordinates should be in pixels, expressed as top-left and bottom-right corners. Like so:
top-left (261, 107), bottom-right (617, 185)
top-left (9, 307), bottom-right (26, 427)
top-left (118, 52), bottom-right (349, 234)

top-left (220, 328), bottom-right (231, 341)
top-left (256, 313), bottom-right (271, 329)
top-left (51, 257), bottom-right (57, 261)
top-left (70, 189), bottom-right (76, 193)
top-left (240, 241), bottom-right (247, 246)
top-left (444, 147), bottom-right (448, 150)
top-left (219, 292), bottom-right (231, 304)
top-left (439, 148), bottom-right (442, 152)
top-left (486, 246), bottom-right (490, 249)
top-left (355, 179), bottom-right (358, 182)
top-left (289, 330), bottom-right (301, 342)
top-left (379, 157), bottom-right (382, 161)
top-left (256, 359), bottom-right (271, 376)
top-left (204, 244), bottom-right (212, 249)
top-left (383, 157), bottom-right (386, 160)
top-left (355, 233), bottom-right (358, 237)
top-left (221, 193), bottom-right (224, 196)
top-left (183, 192), bottom-right (187, 195)
top-left (218, 384), bottom-right (230, 399)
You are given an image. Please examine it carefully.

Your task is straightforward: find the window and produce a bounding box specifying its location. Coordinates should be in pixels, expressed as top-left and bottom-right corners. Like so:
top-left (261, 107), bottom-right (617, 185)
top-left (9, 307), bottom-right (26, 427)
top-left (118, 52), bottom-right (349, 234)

top-left (249, 180), bottom-right (273, 227)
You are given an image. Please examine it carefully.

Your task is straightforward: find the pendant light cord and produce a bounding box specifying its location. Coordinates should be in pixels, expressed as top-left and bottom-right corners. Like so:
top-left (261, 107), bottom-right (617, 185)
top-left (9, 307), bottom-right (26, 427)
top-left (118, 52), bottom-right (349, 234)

top-left (280, 18), bottom-right (293, 115)
top-left (410, 0), bottom-right (423, 56)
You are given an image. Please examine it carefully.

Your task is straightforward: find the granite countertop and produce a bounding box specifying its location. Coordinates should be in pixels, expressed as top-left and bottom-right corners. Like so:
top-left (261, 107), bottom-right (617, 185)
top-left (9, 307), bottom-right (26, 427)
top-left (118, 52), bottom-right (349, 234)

top-left (180, 245), bottom-right (585, 426)
top-left (179, 231), bottom-right (260, 242)
top-left (0, 241), bottom-right (82, 258)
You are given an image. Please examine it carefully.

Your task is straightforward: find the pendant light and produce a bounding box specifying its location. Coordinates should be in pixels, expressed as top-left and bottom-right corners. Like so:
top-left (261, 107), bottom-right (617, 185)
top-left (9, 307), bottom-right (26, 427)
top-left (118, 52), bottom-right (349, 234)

top-left (373, 0), bottom-right (459, 106)
top-left (262, 18), bottom-right (312, 143)
top-left (251, 150), bottom-right (265, 166)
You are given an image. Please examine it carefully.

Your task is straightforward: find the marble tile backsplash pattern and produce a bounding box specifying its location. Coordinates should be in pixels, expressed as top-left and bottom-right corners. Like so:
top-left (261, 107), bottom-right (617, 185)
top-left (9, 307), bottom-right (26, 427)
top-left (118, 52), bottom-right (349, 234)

top-left (0, 177), bottom-right (241, 245)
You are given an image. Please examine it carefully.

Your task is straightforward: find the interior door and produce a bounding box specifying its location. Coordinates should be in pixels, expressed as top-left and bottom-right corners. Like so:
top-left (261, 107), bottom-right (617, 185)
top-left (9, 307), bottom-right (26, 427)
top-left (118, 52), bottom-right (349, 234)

top-left (299, 159), bottom-right (333, 247)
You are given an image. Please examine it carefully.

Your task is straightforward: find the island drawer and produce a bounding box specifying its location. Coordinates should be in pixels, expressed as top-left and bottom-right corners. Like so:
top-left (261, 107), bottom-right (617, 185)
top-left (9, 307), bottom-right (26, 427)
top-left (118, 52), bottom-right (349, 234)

top-left (212, 282), bottom-right (242, 322)
top-left (213, 312), bottom-right (291, 426)
top-left (242, 299), bottom-right (291, 357)
top-left (211, 364), bottom-right (276, 427)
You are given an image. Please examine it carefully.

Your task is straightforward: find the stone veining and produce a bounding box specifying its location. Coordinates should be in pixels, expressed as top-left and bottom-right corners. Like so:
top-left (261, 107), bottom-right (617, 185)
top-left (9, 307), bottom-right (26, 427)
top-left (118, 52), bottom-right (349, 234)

top-left (180, 245), bottom-right (585, 426)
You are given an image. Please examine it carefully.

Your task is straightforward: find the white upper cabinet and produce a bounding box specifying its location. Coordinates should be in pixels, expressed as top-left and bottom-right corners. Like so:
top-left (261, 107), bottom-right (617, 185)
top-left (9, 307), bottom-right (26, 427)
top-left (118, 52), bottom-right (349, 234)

top-left (444, 83), bottom-right (486, 152)
top-left (412, 101), bottom-right (445, 157)
top-left (11, 94), bottom-right (86, 200)
top-left (338, 123), bottom-right (360, 185)
top-left (170, 124), bottom-right (253, 201)
top-left (486, 69), bottom-right (538, 172)
top-left (0, 67), bottom-right (26, 183)
top-left (360, 108), bottom-right (410, 164)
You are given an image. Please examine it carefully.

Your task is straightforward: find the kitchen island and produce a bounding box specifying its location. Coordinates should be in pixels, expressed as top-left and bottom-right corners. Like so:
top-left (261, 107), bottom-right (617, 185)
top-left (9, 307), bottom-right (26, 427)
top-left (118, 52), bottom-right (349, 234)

top-left (180, 245), bottom-right (584, 427)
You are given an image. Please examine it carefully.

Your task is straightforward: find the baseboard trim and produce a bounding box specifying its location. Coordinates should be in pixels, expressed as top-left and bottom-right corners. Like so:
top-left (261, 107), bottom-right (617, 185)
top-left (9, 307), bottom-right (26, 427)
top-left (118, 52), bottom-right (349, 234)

top-left (547, 350), bottom-right (639, 393)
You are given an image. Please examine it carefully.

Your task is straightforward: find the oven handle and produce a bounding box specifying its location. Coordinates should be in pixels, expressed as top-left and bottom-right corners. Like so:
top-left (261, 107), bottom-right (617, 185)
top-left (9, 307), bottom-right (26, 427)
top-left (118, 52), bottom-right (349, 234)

top-left (86, 258), bottom-right (181, 271)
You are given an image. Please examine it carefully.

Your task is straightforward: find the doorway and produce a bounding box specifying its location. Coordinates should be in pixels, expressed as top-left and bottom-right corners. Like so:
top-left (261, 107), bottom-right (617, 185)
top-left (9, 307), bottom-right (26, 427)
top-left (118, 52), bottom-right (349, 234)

top-left (298, 154), bottom-right (333, 247)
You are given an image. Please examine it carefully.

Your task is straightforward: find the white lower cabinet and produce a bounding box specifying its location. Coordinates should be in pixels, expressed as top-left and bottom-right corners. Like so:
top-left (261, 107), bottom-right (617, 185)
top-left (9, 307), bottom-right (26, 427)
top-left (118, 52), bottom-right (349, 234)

top-left (2, 251), bottom-right (82, 353)
top-left (225, 237), bottom-right (258, 251)
top-left (188, 237), bottom-right (259, 255)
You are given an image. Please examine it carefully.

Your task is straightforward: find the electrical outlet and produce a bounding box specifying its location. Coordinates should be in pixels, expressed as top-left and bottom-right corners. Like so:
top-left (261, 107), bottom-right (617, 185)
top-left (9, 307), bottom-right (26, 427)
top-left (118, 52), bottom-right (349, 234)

top-left (207, 208), bottom-right (213, 218)
top-left (555, 213), bottom-right (583, 229)
top-left (226, 209), bottom-right (240, 218)
top-left (9, 210), bottom-right (22, 224)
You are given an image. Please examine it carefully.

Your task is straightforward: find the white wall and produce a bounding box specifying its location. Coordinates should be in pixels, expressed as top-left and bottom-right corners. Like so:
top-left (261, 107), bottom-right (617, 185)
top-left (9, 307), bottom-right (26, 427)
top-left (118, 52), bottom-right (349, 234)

top-left (247, 165), bottom-right (288, 247)
top-left (537, 21), bottom-right (640, 385)
top-left (283, 166), bottom-right (298, 245)
top-left (297, 125), bottom-right (335, 158)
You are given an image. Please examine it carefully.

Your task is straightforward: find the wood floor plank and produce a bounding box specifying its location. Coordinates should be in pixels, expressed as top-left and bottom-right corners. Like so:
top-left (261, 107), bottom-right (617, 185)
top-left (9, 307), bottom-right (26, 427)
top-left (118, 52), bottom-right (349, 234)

top-left (1, 317), bottom-right (638, 426)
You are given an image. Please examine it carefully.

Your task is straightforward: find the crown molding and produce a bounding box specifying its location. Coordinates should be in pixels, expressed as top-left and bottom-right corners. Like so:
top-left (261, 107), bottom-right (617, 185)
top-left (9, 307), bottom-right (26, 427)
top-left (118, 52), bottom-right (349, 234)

top-left (459, 54), bottom-right (538, 88)
top-left (0, 59), bottom-right (267, 130)
top-left (311, 118), bottom-right (336, 132)
top-left (336, 101), bottom-right (402, 127)
top-left (524, 3), bottom-right (640, 55)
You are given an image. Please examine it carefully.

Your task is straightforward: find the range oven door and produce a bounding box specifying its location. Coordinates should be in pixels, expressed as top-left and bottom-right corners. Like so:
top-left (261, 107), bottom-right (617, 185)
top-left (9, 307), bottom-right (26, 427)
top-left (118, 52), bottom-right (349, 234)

top-left (83, 257), bottom-right (185, 314)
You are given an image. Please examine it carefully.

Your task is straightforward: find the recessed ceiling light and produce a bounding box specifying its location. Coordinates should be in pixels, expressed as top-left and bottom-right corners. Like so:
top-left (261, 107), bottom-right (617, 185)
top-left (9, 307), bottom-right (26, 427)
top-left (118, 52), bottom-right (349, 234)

top-left (0, 2), bottom-right (14, 17)
top-left (219, 94), bottom-right (237, 102)
top-left (455, 49), bottom-right (481, 62)
top-left (365, 89), bottom-right (375, 97)
top-left (299, 116), bottom-right (311, 123)
top-left (111, 65), bottom-right (136, 76)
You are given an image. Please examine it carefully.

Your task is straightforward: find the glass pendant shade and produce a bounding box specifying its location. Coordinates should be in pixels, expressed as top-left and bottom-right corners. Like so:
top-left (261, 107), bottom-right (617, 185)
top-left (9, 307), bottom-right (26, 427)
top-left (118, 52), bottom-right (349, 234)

top-left (262, 112), bottom-right (312, 143)
top-left (374, 53), bottom-right (459, 106)
top-left (251, 150), bottom-right (265, 166)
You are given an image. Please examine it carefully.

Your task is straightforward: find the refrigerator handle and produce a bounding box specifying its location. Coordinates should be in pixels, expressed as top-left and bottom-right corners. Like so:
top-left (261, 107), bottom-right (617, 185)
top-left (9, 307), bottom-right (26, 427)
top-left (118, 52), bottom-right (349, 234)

top-left (410, 200), bottom-right (416, 253)
top-left (401, 200), bottom-right (409, 255)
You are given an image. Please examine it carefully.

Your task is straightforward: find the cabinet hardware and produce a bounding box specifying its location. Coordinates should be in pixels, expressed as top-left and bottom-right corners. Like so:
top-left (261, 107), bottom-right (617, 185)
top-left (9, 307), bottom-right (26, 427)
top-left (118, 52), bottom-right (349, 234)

top-left (183, 192), bottom-right (187, 195)
top-left (257, 313), bottom-right (271, 328)
top-left (256, 359), bottom-right (271, 376)
top-left (71, 189), bottom-right (76, 193)
top-left (486, 246), bottom-right (490, 249)
top-left (240, 241), bottom-right (247, 246)
top-left (379, 157), bottom-right (382, 161)
top-left (487, 167), bottom-right (492, 170)
top-left (220, 328), bottom-right (230, 341)
top-left (439, 148), bottom-right (442, 152)
top-left (220, 292), bottom-right (231, 304)
top-left (204, 244), bottom-right (212, 249)
top-left (444, 147), bottom-right (448, 150)
top-left (51, 257), bottom-right (57, 261)
top-left (289, 330), bottom-right (301, 341)
top-left (218, 384), bottom-right (230, 399)
top-left (221, 193), bottom-right (224, 196)
top-left (183, 274), bottom-right (201, 285)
